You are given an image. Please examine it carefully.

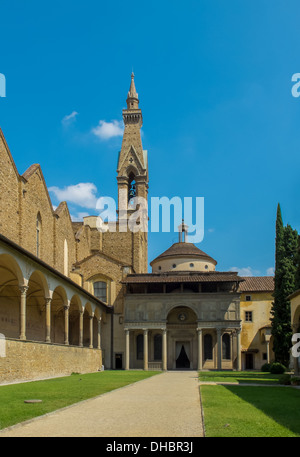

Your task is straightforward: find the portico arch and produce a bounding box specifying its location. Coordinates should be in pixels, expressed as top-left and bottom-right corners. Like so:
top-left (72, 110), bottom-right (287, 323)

top-left (51, 285), bottom-right (68, 344)
top-left (26, 270), bottom-right (50, 341)
top-left (166, 306), bottom-right (197, 370)
top-left (69, 294), bottom-right (82, 346)
top-left (0, 254), bottom-right (25, 339)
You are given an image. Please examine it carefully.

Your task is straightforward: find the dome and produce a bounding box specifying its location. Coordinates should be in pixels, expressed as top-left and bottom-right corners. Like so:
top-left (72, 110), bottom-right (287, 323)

top-left (150, 242), bottom-right (217, 273)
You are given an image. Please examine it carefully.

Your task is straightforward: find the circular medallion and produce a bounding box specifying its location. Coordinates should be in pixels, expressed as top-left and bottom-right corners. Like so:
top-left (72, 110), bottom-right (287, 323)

top-left (178, 312), bottom-right (187, 322)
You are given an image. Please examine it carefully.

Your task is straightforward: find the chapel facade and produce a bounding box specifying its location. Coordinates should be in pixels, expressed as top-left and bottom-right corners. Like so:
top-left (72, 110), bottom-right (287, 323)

top-left (0, 74), bottom-right (275, 383)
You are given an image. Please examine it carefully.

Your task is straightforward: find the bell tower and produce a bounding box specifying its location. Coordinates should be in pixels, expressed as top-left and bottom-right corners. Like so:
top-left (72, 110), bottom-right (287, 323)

top-left (116, 73), bottom-right (149, 273)
top-left (117, 73), bottom-right (148, 213)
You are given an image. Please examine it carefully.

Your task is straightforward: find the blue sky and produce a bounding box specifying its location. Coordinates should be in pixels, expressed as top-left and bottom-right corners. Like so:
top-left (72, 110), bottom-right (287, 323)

top-left (0, 0), bottom-right (299, 275)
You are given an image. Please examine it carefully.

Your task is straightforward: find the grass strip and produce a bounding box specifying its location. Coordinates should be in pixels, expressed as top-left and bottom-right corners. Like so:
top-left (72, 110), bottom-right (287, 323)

top-left (0, 370), bottom-right (160, 430)
top-left (201, 384), bottom-right (300, 437)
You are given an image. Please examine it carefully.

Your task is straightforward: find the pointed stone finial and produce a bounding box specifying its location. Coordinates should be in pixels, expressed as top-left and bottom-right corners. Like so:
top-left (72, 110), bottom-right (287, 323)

top-left (126, 72), bottom-right (139, 109)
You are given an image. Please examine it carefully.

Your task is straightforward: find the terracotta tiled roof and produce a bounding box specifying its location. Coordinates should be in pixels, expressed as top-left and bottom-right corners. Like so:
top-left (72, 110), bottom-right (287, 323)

top-left (150, 242), bottom-right (217, 266)
top-left (238, 276), bottom-right (274, 292)
top-left (123, 271), bottom-right (242, 284)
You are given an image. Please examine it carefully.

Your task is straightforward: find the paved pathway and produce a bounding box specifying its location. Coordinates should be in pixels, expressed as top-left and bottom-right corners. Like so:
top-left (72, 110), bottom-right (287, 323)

top-left (0, 371), bottom-right (204, 437)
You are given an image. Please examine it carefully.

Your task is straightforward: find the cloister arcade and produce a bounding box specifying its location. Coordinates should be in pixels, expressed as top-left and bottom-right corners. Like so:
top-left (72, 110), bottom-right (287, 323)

top-left (0, 238), bottom-right (107, 350)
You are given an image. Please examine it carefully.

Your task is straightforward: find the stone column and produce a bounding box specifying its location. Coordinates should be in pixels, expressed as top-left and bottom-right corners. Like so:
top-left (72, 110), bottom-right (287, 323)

top-left (64, 306), bottom-right (69, 345)
top-left (197, 328), bottom-right (203, 371)
top-left (19, 285), bottom-right (28, 340)
top-left (162, 328), bottom-right (167, 371)
top-left (143, 329), bottom-right (148, 371)
top-left (266, 340), bottom-right (270, 364)
top-left (97, 317), bottom-right (102, 350)
top-left (236, 328), bottom-right (242, 371)
top-left (217, 328), bottom-right (222, 370)
top-left (45, 298), bottom-right (51, 342)
top-left (125, 329), bottom-right (130, 370)
top-left (230, 331), bottom-right (233, 368)
top-left (89, 315), bottom-right (94, 348)
top-left (79, 310), bottom-right (83, 347)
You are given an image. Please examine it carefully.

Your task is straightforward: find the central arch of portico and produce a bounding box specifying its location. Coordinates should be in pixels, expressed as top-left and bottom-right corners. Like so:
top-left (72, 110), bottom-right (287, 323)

top-left (166, 305), bottom-right (197, 370)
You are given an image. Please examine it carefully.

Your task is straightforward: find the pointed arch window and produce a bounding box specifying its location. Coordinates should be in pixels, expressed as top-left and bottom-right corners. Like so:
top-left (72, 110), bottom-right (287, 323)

top-left (93, 281), bottom-right (107, 303)
top-left (128, 172), bottom-right (136, 204)
top-left (36, 213), bottom-right (42, 257)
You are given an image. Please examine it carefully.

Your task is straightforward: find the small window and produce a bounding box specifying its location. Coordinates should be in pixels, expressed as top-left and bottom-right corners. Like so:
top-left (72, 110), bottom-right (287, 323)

top-left (172, 264), bottom-right (176, 268)
top-left (94, 281), bottom-right (107, 303)
top-left (262, 353), bottom-right (267, 360)
top-left (158, 266), bottom-right (162, 271)
top-left (245, 295), bottom-right (252, 301)
top-left (190, 263), bottom-right (194, 268)
top-left (205, 265), bottom-right (208, 270)
top-left (245, 311), bottom-right (253, 322)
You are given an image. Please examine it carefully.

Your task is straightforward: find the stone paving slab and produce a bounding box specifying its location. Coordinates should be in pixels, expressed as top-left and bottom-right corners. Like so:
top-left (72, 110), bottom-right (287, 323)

top-left (0, 371), bottom-right (204, 437)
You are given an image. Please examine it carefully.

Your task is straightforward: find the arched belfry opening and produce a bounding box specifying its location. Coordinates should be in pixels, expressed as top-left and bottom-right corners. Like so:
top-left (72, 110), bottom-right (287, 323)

top-left (128, 172), bottom-right (136, 204)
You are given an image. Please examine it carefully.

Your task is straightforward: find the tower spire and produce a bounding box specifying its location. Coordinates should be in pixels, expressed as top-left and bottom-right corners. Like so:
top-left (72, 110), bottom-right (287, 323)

top-left (126, 72), bottom-right (139, 110)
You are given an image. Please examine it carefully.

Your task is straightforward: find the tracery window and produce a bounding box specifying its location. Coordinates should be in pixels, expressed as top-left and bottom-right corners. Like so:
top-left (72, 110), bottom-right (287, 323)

top-left (93, 281), bottom-right (107, 303)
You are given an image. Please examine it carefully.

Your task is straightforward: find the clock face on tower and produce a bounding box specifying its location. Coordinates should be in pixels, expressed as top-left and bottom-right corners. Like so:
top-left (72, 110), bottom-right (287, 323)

top-left (178, 312), bottom-right (187, 322)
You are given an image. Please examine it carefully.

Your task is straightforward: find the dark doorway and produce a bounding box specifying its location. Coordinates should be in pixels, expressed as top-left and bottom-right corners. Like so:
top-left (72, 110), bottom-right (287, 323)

top-left (176, 345), bottom-right (190, 369)
top-left (245, 353), bottom-right (254, 370)
top-left (115, 353), bottom-right (123, 369)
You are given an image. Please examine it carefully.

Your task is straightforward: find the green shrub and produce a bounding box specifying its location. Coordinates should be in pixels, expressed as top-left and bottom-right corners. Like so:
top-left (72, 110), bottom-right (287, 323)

top-left (279, 374), bottom-right (291, 385)
top-left (291, 376), bottom-right (300, 386)
top-left (270, 362), bottom-right (286, 374)
top-left (261, 363), bottom-right (272, 372)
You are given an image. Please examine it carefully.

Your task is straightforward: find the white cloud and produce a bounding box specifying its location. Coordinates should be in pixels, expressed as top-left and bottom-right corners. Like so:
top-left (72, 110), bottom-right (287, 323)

top-left (62, 111), bottom-right (78, 126)
top-left (49, 183), bottom-right (98, 209)
top-left (91, 120), bottom-right (124, 140)
top-left (229, 266), bottom-right (261, 277)
top-left (266, 267), bottom-right (274, 276)
top-left (70, 211), bottom-right (90, 222)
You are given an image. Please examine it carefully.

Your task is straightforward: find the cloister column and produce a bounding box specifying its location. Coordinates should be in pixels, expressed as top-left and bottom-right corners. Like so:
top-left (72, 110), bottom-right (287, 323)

top-left (19, 285), bottom-right (28, 340)
top-left (217, 328), bottom-right (222, 370)
top-left (64, 306), bottom-right (69, 345)
top-left (89, 314), bottom-right (94, 348)
top-left (162, 328), bottom-right (167, 371)
top-left (266, 340), bottom-right (270, 364)
top-left (97, 316), bottom-right (102, 350)
top-left (143, 329), bottom-right (148, 371)
top-left (230, 331), bottom-right (233, 368)
top-left (45, 298), bottom-right (51, 342)
top-left (197, 328), bottom-right (203, 370)
top-left (125, 329), bottom-right (130, 370)
top-left (79, 310), bottom-right (83, 347)
top-left (236, 328), bottom-right (242, 371)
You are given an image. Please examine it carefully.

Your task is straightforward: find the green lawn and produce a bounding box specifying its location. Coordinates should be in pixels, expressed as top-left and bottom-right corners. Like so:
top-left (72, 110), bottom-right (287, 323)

top-left (0, 370), bottom-right (160, 431)
top-left (201, 384), bottom-right (300, 437)
top-left (199, 370), bottom-right (282, 384)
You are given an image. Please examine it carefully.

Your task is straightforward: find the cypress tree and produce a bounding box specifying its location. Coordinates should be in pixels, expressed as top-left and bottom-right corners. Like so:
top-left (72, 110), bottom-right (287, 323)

top-left (271, 205), bottom-right (298, 367)
top-left (295, 235), bottom-right (300, 291)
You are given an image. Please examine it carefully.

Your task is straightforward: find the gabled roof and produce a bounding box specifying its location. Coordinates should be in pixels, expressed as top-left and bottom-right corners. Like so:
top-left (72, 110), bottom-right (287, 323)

top-left (238, 276), bottom-right (274, 292)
